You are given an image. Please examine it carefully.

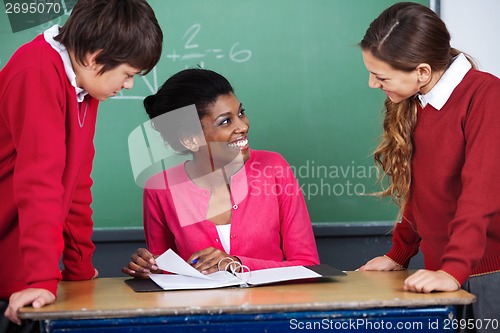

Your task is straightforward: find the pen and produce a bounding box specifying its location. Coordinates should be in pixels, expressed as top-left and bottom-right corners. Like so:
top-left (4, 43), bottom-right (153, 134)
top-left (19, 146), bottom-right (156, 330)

top-left (191, 259), bottom-right (198, 264)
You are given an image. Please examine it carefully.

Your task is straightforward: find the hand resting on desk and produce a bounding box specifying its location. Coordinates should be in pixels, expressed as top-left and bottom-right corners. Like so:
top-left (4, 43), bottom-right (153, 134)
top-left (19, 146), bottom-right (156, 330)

top-left (4, 288), bottom-right (55, 325)
top-left (358, 256), bottom-right (460, 293)
top-left (357, 255), bottom-right (405, 271)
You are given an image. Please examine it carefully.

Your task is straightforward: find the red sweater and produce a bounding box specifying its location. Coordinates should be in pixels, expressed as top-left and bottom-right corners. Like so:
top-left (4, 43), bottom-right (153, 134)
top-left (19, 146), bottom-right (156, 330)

top-left (386, 69), bottom-right (500, 285)
top-left (0, 35), bottom-right (98, 299)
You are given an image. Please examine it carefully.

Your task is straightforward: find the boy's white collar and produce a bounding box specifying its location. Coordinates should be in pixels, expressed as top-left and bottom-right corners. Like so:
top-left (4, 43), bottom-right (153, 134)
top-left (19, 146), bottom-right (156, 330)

top-left (44, 25), bottom-right (88, 102)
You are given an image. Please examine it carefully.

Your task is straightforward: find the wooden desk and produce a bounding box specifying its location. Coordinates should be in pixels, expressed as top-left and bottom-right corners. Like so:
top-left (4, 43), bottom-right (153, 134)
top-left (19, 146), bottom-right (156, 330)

top-left (20, 271), bottom-right (475, 332)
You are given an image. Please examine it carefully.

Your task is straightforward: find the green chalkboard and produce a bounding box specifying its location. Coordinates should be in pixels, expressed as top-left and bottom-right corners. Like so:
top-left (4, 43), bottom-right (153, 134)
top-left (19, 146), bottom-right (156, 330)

top-left (0, 0), bottom-right (428, 228)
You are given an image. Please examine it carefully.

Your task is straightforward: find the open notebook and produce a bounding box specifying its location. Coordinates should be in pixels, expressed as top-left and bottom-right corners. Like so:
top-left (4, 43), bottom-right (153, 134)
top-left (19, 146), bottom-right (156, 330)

top-left (126, 249), bottom-right (345, 292)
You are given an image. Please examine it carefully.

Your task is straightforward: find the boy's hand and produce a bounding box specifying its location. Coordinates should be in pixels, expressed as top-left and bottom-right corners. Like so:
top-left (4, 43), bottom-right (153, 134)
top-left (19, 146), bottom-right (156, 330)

top-left (357, 255), bottom-right (405, 271)
top-left (5, 288), bottom-right (56, 325)
top-left (404, 269), bottom-right (460, 293)
top-left (121, 248), bottom-right (160, 278)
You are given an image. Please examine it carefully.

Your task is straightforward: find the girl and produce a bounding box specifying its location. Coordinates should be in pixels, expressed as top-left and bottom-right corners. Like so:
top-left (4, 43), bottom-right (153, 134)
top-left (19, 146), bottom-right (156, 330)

top-left (122, 68), bottom-right (319, 277)
top-left (358, 2), bottom-right (500, 329)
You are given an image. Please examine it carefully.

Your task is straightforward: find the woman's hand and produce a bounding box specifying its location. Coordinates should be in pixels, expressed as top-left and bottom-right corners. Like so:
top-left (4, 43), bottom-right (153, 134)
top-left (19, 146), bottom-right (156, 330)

top-left (357, 256), bottom-right (405, 271)
top-left (403, 269), bottom-right (460, 293)
top-left (121, 248), bottom-right (161, 278)
top-left (188, 247), bottom-right (241, 274)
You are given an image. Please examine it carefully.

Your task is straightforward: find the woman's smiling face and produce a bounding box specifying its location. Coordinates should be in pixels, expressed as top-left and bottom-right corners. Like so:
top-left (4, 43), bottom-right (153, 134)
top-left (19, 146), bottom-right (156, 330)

top-left (199, 92), bottom-right (250, 166)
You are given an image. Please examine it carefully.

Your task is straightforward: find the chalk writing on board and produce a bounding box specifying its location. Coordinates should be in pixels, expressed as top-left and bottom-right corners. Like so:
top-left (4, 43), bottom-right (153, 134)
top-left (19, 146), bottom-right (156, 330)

top-left (113, 23), bottom-right (252, 100)
top-left (167, 23), bottom-right (253, 64)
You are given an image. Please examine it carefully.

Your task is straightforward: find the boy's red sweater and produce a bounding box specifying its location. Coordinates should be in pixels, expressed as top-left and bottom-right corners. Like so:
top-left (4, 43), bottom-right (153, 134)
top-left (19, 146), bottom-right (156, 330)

top-left (386, 69), bottom-right (500, 285)
top-left (0, 35), bottom-right (98, 298)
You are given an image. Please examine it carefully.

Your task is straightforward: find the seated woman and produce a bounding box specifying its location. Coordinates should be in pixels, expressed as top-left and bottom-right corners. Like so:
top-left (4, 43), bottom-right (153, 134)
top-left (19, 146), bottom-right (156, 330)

top-left (122, 68), bottom-right (319, 277)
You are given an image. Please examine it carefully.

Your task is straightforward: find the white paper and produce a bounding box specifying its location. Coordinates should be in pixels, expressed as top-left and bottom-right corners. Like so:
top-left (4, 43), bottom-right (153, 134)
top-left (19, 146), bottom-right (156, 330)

top-left (244, 266), bottom-right (321, 285)
top-left (155, 248), bottom-right (209, 279)
top-left (150, 273), bottom-right (243, 290)
top-left (149, 249), bottom-right (322, 290)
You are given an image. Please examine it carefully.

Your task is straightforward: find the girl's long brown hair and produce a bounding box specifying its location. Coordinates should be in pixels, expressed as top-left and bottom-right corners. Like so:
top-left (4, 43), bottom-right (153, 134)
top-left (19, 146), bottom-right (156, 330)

top-left (360, 2), bottom-right (476, 217)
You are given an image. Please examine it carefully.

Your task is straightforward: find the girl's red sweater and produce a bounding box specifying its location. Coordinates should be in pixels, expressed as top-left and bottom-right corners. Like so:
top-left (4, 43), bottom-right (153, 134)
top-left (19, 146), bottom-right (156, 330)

top-left (386, 69), bottom-right (500, 285)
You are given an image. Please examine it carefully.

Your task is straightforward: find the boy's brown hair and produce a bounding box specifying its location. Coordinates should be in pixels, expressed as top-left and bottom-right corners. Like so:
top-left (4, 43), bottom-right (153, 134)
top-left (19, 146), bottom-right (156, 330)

top-left (55, 0), bottom-right (163, 75)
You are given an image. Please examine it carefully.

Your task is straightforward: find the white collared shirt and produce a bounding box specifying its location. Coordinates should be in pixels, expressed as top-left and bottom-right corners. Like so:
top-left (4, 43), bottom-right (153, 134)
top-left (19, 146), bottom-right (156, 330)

top-left (417, 53), bottom-right (472, 110)
top-left (44, 25), bottom-right (88, 102)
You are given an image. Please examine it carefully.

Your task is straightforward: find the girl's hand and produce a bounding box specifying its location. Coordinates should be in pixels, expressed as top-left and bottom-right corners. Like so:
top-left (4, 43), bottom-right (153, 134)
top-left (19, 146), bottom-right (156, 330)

top-left (188, 247), bottom-right (241, 274)
top-left (357, 256), bottom-right (405, 271)
top-left (121, 248), bottom-right (160, 278)
top-left (404, 269), bottom-right (460, 293)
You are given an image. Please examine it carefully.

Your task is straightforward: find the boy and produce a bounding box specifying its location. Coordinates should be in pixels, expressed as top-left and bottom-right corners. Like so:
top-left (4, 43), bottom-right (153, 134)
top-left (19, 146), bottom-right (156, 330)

top-left (0, 0), bottom-right (163, 327)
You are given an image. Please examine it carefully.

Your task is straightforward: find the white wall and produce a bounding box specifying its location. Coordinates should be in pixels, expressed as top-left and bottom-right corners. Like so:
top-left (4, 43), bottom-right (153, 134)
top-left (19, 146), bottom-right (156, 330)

top-left (440, 0), bottom-right (500, 78)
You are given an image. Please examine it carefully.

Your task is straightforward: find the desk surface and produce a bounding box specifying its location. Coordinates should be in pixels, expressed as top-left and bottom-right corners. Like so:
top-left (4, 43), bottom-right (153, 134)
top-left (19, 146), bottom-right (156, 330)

top-left (19, 271), bottom-right (475, 320)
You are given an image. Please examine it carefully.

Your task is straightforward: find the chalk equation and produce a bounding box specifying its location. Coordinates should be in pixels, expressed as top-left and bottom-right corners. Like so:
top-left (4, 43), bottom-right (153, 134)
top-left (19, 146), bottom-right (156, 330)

top-left (113, 23), bottom-right (252, 100)
top-left (165, 23), bottom-right (252, 64)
